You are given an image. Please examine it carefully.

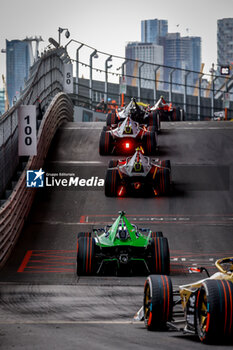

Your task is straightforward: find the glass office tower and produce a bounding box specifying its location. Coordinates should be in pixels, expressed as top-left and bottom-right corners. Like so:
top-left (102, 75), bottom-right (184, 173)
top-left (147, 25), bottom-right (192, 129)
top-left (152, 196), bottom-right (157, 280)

top-left (6, 40), bottom-right (33, 106)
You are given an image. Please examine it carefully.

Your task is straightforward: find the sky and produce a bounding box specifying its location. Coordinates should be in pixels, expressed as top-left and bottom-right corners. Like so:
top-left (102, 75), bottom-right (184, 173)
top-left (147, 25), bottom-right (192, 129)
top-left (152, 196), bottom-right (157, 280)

top-left (0, 0), bottom-right (233, 87)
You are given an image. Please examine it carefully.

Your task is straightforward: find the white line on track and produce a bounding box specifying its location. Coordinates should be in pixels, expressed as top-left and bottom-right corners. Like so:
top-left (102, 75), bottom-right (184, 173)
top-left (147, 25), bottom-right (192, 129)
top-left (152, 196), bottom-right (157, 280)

top-left (163, 127), bottom-right (233, 130)
top-left (34, 221), bottom-right (85, 225)
top-left (0, 320), bottom-right (137, 325)
top-left (61, 127), bottom-right (103, 130)
top-left (49, 161), bottom-right (103, 164)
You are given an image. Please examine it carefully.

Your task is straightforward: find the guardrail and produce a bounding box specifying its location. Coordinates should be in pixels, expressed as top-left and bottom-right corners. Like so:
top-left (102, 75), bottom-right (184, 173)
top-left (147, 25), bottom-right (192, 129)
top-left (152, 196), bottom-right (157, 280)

top-left (0, 47), bottom-right (71, 197)
top-left (0, 92), bottom-right (73, 269)
top-left (71, 78), bottom-right (233, 121)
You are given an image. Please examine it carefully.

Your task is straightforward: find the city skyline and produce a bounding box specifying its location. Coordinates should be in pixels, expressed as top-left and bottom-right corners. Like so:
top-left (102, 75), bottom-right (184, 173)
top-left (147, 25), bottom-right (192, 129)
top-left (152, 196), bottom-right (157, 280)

top-left (0, 0), bottom-right (233, 89)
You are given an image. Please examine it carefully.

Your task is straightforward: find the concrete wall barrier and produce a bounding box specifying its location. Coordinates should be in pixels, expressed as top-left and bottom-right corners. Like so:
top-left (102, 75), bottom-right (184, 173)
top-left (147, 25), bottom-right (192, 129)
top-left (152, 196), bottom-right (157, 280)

top-left (0, 92), bottom-right (73, 269)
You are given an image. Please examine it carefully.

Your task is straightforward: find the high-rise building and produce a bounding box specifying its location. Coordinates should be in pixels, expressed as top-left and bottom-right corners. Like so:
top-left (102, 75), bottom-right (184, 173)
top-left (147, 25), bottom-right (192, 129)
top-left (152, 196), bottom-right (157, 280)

top-left (125, 42), bottom-right (164, 89)
top-left (141, 19), bottom-right (168, 44)
top-left (6, 40), bottom-right (33, 106)
top-left (126, 18), bottom-right (201, 93)
top-left (217, 18), bottom-right (233, 66)
top-left (161, 34), bottom-right (201, 91)
top-left (0, 89), bottom-right (5, 115)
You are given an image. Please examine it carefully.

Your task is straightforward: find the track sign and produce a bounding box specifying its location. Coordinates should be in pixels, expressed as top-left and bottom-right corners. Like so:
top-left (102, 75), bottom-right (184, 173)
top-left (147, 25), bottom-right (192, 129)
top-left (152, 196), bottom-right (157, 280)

top-left (120, 76), bottom-right (127, 94)
top-left (220, 66), bottom-right (230, 76)
top-left (18, 105), bottom-right (37, 156)
top-left (63, 64), bottom-right (73, 93)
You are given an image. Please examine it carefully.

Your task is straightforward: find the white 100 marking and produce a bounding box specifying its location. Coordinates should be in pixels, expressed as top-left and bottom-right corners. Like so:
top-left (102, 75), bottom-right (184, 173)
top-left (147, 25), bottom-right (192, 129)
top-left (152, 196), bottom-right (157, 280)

top-left (24, 115), bottom-right (32, 146)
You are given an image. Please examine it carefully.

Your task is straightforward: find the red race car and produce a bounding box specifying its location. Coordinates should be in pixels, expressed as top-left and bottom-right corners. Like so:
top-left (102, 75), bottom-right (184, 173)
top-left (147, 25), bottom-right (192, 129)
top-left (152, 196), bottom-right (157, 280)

top-left (105, 147), bottom-right (171, 197)
top-left (99, 116), bottom-right (158, 155)
top-left (106, 98), bottom-right (161, 132)
top-left (150, 96), bottom-right (184, 121)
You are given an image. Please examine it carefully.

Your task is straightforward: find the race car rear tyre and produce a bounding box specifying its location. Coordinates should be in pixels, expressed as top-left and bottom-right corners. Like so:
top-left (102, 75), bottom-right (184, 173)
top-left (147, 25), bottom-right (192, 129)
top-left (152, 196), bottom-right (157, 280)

top-left (149, 237), bottom-right (170, 275)
top-left (108, 160), bottom-right (118, 168)
top-left (148, 112), bottom-right (160, 131)
top-left (148, 126), bottom-right (156, 133)
top-left (102, 126), bottom-right (111, 131)
top-left (144, 275), bottom-right (173, 331)
top-left (105, 169), bottom-right (120, 197)
top-left (159, 168), bottom-right (171, 194)
top-left (196, 279), bottom-right (233, 343)
top-left (143, 132), bottom-right (157, 155)
top-left (99, 130), bottom-right (112, 155)
top-left (181, 109), bottom-right (185, 121)
top-left (172, 107), bottom-right (181, 121)
top-left (106, 112), bottom-right (117, 126)
top-left (77, 232), bottom-right (92, 238)
top-left (151, 231), bottom-right (163, 238)
top-left (77, 237), bottom-right (96, 275)
top-left (161, 160), bottom-right (171, 170)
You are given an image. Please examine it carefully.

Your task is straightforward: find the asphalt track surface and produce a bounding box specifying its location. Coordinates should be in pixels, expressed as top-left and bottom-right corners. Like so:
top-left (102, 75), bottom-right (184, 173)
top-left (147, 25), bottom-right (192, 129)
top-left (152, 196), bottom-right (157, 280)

top-left (1, 121), bottom-right (233, 349)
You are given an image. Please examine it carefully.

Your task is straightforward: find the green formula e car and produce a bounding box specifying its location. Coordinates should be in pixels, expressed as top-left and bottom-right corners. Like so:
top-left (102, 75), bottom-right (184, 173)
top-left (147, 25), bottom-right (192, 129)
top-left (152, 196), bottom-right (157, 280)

top-left (76, 211), bottom-right (170, 276)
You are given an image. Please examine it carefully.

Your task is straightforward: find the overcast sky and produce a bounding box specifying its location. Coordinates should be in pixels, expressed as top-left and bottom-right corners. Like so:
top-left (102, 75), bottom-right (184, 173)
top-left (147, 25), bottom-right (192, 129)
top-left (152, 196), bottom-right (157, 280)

top-left (0, 0), bottom-right (233, 87)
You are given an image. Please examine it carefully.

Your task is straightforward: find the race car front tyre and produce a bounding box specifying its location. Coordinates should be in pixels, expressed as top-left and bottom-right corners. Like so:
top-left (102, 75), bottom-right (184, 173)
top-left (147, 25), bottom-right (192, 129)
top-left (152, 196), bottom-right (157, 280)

top-left (159, 168), bottom-right (171, 194)
top-left (108, 160), bottom-right (118, 168)
top-left (77, 232), bottom-right (92, 238)
top-left (149, 237), bottom-right (170, 275)
top-left (99, 130), bottom-right (112, 155)
top-left (144, 275), bottom-right (173, 331)
top-left (106, 112), bottom-right (117, 126)
top-left (143, 132), bottom-right (157, 155)
top-left (196, 279), bottom-right (233, 343)
top-left (105, 169), bottom-right (120, 197)
top-left (151, 231), bottom-right (163, 238)
top-left (76, 237), bottom-right (96, 275)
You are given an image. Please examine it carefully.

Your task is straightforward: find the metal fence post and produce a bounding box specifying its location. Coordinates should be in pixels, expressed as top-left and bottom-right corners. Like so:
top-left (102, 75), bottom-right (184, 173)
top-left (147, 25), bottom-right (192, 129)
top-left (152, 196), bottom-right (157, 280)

top-left (105, 55), bottom-right (112, 103)
top-left (138, 63), bottom-right (144, 101)
top-left (184, 72), bottom-right (191, 116)
top-left (211, 77), bottom-right (217, 119)
top-left (89, 50), bottom-right (98, 109)
top-left (76, 44), bottom-right (84, 96)
top-left (169, 69), bottom-right (175, 103)
top-left (154, 66), bottom-right (160, 103)
top-left (198, 75), bottom-right (203, 121)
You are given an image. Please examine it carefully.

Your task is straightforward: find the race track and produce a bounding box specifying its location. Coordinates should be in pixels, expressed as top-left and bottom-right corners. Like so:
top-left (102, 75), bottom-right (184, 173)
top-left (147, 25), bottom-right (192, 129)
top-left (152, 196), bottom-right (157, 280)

top-left (0, 121), bottom-right (233, 349)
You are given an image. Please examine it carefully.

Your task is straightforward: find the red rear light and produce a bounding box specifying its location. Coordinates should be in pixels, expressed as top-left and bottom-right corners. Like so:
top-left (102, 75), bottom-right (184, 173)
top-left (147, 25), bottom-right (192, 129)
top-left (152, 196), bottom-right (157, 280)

top-left (118, 186), bottom-right (124, 196)
top-left (125, 142), bottom-right (130, 149)
top-left (134, 182), bottom-right (141, 190)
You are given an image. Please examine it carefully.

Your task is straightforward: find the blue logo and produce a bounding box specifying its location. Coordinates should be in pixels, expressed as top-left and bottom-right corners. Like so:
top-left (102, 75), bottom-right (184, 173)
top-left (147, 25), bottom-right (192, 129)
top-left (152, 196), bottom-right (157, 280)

top-left (26, 169), bottom-right (45, 188)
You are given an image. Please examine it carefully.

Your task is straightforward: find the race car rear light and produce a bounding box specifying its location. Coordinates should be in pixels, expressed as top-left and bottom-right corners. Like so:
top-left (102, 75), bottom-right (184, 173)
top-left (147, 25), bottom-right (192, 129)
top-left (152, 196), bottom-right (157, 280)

top-left (153, 189), bottom-right (158, 196)
top-left (118, 186), bottom-right (125, 196)
top-left (125, 142), bottom-right (130, 149)
top-left (134, 182), bottom-right (141, 190)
